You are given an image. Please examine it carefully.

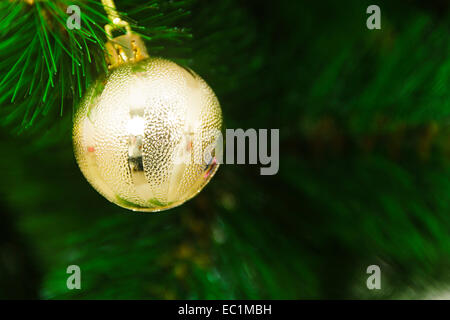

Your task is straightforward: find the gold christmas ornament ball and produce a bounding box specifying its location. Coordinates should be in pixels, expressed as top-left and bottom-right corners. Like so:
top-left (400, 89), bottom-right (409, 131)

top-left (73, 57), bottom-right (222, 212)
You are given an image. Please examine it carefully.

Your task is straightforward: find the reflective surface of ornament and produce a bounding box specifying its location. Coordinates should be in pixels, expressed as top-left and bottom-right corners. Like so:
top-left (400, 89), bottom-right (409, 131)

top-left (73, 57), bottom-right (222, 212)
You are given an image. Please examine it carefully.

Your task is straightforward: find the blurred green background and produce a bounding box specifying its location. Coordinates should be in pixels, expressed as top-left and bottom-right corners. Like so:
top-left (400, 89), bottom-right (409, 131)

top-left (0, 0), bottom-right (449, 299)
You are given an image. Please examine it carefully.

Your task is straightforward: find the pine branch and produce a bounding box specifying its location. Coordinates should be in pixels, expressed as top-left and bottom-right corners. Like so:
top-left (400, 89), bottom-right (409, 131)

top-left (0, 0), bottom-right (192, 133)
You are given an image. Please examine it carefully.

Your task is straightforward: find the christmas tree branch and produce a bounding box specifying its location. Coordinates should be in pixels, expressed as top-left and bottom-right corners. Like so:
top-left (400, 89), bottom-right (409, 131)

top-left (0, 0), bottom-right (192, 132)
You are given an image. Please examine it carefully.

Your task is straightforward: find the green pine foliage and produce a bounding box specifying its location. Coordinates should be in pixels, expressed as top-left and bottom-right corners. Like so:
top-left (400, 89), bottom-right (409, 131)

top-left (0, 0), bottom-right (449, 299)
top-left (0, 0), bottom-right (191, 133)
